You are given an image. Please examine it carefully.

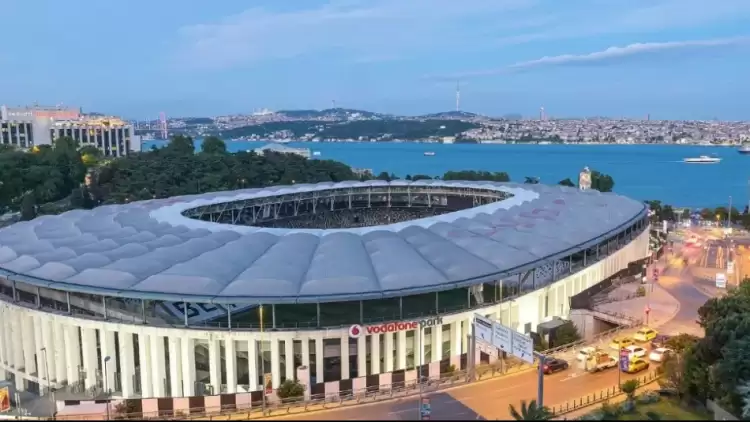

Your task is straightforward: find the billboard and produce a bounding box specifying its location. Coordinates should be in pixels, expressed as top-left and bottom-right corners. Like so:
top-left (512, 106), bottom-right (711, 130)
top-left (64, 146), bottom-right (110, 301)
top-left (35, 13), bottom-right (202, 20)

top-left (578, 167), bottom-right (592, 191)
top-left (0, 386), bottom-right (10, 413)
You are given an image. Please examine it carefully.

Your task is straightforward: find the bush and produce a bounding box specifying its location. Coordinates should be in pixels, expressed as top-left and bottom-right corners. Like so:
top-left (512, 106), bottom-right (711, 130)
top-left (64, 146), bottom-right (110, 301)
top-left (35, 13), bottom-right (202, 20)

top-left (636, 286), bottom-right (647, 297)
top-left (276, 379), bottom-right (305, 400)
top-left (637, 390), bottom-right (661, 405)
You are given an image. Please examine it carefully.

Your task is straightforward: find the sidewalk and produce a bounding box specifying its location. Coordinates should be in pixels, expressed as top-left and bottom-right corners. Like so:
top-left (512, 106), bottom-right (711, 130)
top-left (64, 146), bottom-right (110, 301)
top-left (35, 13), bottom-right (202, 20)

top-left (593, 282), bottom-right (680, 329)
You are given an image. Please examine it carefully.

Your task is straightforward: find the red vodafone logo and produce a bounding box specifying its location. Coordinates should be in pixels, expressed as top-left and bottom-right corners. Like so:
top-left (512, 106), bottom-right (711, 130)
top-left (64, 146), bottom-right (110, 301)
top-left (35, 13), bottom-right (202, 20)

top-left (348, 324), bottom-right (364, 338)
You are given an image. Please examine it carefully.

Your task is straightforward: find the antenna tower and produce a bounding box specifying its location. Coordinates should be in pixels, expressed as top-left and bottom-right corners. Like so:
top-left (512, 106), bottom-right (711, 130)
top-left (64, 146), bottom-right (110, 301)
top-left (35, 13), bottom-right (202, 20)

top-left (455, 80), bottom-right (461, 112)
top-left (539, 106), bottom-right (546, 121)
top-left (159, 112), bottom-right (168, 140)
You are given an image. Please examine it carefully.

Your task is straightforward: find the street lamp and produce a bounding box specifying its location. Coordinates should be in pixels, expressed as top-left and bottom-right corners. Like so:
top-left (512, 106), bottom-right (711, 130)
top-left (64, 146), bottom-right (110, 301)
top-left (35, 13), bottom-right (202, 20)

top-left (104, 356), bottom-right (111, 421)
top-left (40, 348), bottom-right (53, 406)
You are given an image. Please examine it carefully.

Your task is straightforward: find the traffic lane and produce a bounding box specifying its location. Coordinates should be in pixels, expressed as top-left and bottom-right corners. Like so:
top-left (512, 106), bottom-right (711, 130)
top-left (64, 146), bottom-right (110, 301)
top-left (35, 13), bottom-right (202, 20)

top-left (262, 366), bottom-right (656, 420)
top-left (656, 266), bottom-right (708, 337)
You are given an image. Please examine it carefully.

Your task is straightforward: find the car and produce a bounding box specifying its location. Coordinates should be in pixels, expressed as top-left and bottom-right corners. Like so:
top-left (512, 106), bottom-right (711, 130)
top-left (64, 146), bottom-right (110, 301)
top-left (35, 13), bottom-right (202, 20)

top-left (649, 347), bottom-right (673, 362)
top-left (624, 358), bottom-right (650, 374)
top-left (650, 334), bottom-right (672, 349)
top-left (624, 345), bottom-right (647, 359)
top-left (634, 328), bottom-right (658, 343)
top-left (609, 337), bottom-right (635, 350)
top-left (577, 346), bottom-right (598, 362)
top-left (543, 358), bottom-right (569, 375)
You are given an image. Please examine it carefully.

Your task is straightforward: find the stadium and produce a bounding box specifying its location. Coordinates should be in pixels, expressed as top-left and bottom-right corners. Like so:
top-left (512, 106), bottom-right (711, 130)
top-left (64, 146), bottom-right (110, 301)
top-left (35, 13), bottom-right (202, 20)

top-left (0, 180), bottom-right (649, 405)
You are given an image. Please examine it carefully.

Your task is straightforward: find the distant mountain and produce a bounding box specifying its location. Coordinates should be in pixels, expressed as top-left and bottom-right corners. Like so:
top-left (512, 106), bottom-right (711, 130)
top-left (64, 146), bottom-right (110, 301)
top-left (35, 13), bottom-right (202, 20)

top-left (418, 111), bottom-right (482, 119)
top-left (277, 108), bottom-right (389, 119)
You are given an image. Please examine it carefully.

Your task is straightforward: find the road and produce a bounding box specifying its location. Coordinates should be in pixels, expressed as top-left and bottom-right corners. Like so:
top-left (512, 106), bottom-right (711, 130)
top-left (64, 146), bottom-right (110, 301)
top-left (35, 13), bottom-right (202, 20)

top-left (262, 366), bottom-right (656, 420)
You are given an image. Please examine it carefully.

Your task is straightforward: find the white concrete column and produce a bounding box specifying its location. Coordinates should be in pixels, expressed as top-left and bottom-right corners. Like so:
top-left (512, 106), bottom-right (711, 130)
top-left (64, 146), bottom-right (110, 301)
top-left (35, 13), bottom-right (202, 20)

top-left (208, 339), bottom-right (221, 394)
top-left (384, 333), bottom-right (394, 372)
top-left (40, 318), bottom-right (55, 383)
top-left (33, 316), bottom-right (43, 380)
top-left (150, 335), bottom-right (167, 397)
top-left (314, 337), bottom-right (324, 384)
top-left (181, 338), bottom-right (196, 397)
top-left (357, 335), bottom-right (367, 377)
top-left (396, 331), bottom-right (407, 370)
top-left (22, 315), bottom-right (35, 374)
top-left (12, 313), bottom-right (24, 371)
top-left (247, 339), bottom-right (258, 391)
top-left (100, 329), bottom-right (117, 393)
top-left (340, 335), bottom-right (350, 380)
top-left (301, 339), bottom-right (310, 369)
top-left (64, 325), bottom-right (81, 384)
top-left (417, 328), bottom-right (425, 367)
top-left (168, 337), bottom-right (183, 397)
top-left (53, 322), bottom-right (66, 384)
top-left (119, 333), bottom-right (135, 397)
top-left (81, 328), bottom-right (98, 389)
top-left (432, 326), bottom-right (443, 361)
top-left (451, 321), bottom-right (462, 356)
top-left (0, 310), bottom-right (7, 367)
top-left (138, 334), bottom-right (153, 398)
top-left (270, 338), bottom-right (281, 388)
top-left (225, 338), bottom-right (237, 394)
top-left (284, 339), bottom-right (294, 382)
top-left (371, 334), bottom-right (381, 374)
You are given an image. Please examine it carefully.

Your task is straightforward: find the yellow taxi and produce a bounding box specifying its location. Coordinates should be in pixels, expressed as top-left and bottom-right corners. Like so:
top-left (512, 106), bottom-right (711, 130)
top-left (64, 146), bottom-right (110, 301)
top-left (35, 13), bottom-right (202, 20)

top-left (633, 327), bottom-right (658, 343)
top-left (609, 337), bottom-right (635, 350)
top-left (624, 358), bottom-right (650, 374)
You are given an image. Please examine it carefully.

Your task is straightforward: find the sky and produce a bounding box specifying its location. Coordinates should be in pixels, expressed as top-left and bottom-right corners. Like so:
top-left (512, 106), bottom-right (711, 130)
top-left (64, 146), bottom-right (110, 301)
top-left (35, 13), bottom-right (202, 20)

top-left (2, 0), bottom-right (750, 120)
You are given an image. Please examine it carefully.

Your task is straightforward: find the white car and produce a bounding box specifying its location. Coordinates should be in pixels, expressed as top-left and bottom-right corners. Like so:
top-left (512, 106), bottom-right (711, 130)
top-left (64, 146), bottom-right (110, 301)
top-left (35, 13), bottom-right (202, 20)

top-left (649, 347), bottom-right (672, 362)
top-left (624, 345), bottom-right (647, 359)
top-left (577, 346), bottom-right (597, 362)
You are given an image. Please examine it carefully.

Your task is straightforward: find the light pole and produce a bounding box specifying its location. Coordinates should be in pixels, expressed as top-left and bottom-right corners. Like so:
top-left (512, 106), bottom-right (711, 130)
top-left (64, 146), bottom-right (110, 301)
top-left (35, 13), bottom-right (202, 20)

top-left (416, 326), bottom-right (423, 419)
top-left (259, 305), bottom-right (267, 413)
top-left (104, 356), bottom-right (111, 421)
top-left (40, 348), bottom-right (53, 407)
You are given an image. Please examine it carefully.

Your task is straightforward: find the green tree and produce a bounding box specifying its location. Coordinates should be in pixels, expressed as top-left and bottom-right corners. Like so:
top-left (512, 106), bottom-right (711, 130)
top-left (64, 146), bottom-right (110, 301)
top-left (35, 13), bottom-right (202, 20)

top-left (554, 321), bottom-right (581, 347)
top-left (558, 178), bottom-right (575, 187)
top-left (20, 193), bottom-right (36, 221)
top-left (165, 134), bottom-right (195, 155)
top-left (508, 399), bottom-right (552, 421)
top-left (201, 136), bottom-right (227, 154)
top-left (276, 379), bottom-right (305, 400)
top-left (524, 176), bottom-right (540, 184)
top-left (665, 333), bottom-right (699, 353)
top-left (590, 170), bottom-right (615, 192)
top-left (621, 379), bottom-right (640, 403)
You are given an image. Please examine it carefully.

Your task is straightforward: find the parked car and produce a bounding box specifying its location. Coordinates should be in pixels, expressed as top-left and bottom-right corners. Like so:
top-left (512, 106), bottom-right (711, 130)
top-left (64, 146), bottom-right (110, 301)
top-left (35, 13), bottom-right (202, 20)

top-left (624, 358), bottom-right (650, 374)
top-left (577, 346), bottom-right (598, 362)
top-left (543, 358), bottom-right (569, 375)
top-left (649, 347), bottom-right (673, 362)
top-left (634, 327), bottom-right (658, 343)
top-left (609, 337), bottom-right (635, 350)
top-left (624, 345), bottom-right (647, 359)
top-left (650, 334), bottom-right (672, 349)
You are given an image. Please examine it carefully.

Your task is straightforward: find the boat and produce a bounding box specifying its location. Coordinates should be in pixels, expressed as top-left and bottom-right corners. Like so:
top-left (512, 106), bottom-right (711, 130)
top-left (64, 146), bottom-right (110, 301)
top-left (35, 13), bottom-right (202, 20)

top-left (424, 151), bottom-right (436, 156)
top-left (312, 151), bottom-right (322, 156)
top-left (739, 145), bottom-right (750, 155)
top-left (683, 155), bottom-right (721, 164)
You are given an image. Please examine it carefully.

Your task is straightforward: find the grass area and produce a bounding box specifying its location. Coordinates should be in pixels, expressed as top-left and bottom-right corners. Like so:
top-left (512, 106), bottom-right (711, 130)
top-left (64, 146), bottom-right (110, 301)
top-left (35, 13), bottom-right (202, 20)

top-left (618, 400), bottom-right (710, 420)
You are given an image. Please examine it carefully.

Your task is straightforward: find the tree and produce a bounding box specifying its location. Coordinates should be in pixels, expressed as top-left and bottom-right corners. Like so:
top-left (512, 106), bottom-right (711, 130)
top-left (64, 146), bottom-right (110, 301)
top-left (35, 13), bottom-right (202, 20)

top-left (165, 134), bottom-right (195, 155)
top-left (524, 176), bottom-right (540, 184)
top-left (590, 170), bottom-right (615, 192)
top-left (276, 379), bottom-right (304, 400)
top-left (553, 321), bottom-right (581, 347)
top-left (508, 399), bottom-right (552, 421)
top-left (621, 379), bottom-right (640, 403)
top-left (665, 333), bottom-right (699, 353)
top-left (20, 193), bottom-right (36, 221)
top-left (201, 136), bottom-right (227, 154)
top-left (558, 178), bottom-right (575, 187)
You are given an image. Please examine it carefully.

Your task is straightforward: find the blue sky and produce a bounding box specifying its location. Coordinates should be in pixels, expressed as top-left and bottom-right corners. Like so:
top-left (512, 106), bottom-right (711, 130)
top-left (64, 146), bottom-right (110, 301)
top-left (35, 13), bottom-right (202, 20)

top-left (2, 0), bottom-right (750, 120)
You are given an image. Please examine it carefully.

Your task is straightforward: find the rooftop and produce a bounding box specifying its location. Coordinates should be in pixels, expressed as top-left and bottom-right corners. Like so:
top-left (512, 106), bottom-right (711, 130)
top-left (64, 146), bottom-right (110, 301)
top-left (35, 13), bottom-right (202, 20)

top-left (0, 181), bottom-right (646, 304)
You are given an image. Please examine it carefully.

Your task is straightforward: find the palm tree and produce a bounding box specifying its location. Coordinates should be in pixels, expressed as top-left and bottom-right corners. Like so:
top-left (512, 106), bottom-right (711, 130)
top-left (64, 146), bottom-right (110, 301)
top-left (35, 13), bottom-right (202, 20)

top-left (509, 399), bottom-right (552, 420)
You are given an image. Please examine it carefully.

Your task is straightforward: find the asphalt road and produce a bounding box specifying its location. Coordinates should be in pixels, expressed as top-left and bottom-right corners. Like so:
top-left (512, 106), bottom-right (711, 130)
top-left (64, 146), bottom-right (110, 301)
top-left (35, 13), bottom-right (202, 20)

top-left (262, 364), bottom-right (657, 421)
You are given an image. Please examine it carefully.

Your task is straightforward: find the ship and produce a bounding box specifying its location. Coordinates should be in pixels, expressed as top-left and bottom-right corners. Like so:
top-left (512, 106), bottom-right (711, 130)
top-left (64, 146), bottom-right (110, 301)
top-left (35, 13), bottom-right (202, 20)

top-left (683, 155), bottom-right (721, 164)
top-left (424, 151), bottom-right (436, 156)
top-left (738, 145), bottom-right (750, 155)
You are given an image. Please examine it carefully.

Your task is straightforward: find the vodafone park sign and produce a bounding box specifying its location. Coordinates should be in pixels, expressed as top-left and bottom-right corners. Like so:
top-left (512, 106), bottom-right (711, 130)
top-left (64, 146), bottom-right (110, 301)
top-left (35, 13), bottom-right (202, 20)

top-left (349, 316), bottom-right (443, 338)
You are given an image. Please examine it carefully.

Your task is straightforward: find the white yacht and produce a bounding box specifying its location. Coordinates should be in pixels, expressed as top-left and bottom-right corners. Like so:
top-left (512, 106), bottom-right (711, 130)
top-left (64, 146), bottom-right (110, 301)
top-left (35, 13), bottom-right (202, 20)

top-left (424, 151), bottom-right (436, 156)
top-left (683, 155), bottom-right (721, 164)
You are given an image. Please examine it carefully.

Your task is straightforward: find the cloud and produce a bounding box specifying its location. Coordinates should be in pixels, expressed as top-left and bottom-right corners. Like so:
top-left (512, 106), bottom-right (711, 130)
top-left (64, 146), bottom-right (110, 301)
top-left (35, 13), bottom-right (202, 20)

top-left (432, 36), bottom-right (750, 79)
top-left (170, 0), bottom-right (544, 69)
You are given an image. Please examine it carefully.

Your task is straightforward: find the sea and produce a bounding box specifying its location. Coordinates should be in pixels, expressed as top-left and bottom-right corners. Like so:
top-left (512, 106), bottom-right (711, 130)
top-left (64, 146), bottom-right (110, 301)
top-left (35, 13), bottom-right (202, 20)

top-left (142, 140), bottom-right (749, 209)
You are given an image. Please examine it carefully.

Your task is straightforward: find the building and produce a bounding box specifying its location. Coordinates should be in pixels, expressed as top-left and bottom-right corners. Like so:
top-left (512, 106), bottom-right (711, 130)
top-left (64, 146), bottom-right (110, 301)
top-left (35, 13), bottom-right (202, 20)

top-left (253, 143), bottom-right (311, 158)
top-left (0, 181), bottom-right (648, 408)
top-left (0, 105), bottom-right (140, 156)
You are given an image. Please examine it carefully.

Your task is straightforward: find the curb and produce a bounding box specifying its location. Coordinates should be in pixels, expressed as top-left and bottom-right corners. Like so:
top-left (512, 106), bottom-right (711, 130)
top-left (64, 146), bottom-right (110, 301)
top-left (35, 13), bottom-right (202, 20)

top-left (550, 373), bottom-right (662, 419)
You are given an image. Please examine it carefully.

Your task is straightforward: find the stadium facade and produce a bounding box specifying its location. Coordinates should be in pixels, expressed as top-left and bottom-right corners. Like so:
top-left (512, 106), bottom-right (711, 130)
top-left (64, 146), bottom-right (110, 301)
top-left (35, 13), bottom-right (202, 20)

top-left (0, 180), bottom-right (649, 400)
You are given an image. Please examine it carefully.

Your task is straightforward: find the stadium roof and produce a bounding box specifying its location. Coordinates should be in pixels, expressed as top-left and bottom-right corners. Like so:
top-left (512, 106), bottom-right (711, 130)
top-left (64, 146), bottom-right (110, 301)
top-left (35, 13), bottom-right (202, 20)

top-left (0, 181), bottom-right (647, 303)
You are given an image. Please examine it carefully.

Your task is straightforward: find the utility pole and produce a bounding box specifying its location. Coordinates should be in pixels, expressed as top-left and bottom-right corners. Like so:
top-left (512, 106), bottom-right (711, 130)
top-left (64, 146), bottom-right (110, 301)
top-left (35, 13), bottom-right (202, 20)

top-left (534, 352), bottom-right (546, 407)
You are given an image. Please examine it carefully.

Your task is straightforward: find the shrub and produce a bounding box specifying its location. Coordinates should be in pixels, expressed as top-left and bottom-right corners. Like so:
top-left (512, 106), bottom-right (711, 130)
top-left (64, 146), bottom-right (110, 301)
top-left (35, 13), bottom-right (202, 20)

top-left (636, 286), bottom-right (647, 297)
top-left (637, 390), bottom-right (661, 405)
top-left (276, 379), bottom-right (305, 400)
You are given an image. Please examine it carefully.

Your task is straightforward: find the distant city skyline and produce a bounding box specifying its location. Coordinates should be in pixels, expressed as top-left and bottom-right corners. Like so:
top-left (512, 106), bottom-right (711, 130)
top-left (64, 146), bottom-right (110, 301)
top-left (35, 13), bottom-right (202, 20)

top-left (2, 0), bottom-right (750, 120)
